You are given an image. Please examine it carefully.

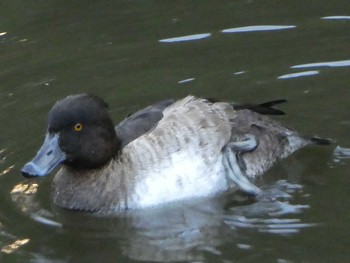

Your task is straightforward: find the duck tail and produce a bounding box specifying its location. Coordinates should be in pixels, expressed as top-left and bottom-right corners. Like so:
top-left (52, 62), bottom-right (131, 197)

top-left (309, 136), bottom-right (333, 145)
top-left (234, 99), bottom-right (287, 115)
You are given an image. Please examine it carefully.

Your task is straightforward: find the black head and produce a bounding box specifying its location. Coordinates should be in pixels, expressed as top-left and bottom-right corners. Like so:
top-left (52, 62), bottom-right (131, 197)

top-left (21, 94), bottom-right (119, 177)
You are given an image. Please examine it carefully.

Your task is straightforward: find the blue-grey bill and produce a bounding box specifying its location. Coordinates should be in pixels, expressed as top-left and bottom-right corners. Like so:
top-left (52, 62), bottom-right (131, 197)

top-left (21, 133), bottom-right (66, 177)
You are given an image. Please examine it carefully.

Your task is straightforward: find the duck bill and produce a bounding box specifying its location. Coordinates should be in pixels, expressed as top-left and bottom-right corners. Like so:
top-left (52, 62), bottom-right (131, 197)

top-left (21, 133), bottom-right (66, 178)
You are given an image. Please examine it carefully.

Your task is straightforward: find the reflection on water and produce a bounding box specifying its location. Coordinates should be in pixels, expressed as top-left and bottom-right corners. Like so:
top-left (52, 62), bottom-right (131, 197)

top-left (11, 183), bottom-right (39, 213)
top-left (11, 183), bottom-right (38, 195)
top-left (333, 146), bottom-right (350, 163)
top-left (0, 149), bottom-right (14, 177)
top-left (10, 178), bottom-right (315, 262)
top-left (277, 70), bottom-right (319, 80)
top-left (118, 201), bottom-right (228, 262)
top-left (322, 16), bottom-right (350, 20)
top-left (0, 215), bottom-right (30, 256)
top-left (1, 238), bottom-right (30, 255)
top-left (0, 165), bottom-right (15, 177)
top-left (178, 78), bottom-right (195, 84)
top-left (224, 180), bottom-right (313, 235)
top-left (221, 25), bottom-right (296, 33)
top-left (10, 182), bottom-right (62, 228)
top-left (224, 216), bottom-right (314, 235)
top-left (159, 33), bottom-right (211, 43)
top-left (159, 24), bottom-right (297, 43)
top-left (292, 59), bottom-right (350, 69)
top-left (279, 58), bottom-right (350, 82)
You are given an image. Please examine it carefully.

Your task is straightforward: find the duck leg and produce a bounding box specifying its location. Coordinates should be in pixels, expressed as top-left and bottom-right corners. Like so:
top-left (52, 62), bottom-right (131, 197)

top-left (229, 134), bottom-right (258, 152)
top-left (223, 135), bottom-right (261, 196)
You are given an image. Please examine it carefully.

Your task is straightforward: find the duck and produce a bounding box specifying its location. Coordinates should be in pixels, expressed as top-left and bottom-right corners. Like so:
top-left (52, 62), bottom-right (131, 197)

top-left (21, 94), bottom-right (329, 213)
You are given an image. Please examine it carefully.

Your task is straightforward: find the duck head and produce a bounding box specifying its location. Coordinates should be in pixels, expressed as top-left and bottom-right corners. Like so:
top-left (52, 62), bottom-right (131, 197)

top-left (21, 94), bottom-right (119, 178)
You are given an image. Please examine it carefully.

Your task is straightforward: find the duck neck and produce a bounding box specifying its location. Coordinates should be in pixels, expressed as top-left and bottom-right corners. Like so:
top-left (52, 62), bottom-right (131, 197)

top-left (51, 158), bottom-right (135, 212)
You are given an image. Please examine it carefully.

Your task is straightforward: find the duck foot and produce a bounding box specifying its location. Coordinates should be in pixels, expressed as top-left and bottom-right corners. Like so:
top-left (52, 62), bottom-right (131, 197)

top-left (229, 134), bottom-right (258, 152)
top-left (223, 135), bottom-right (261, 196)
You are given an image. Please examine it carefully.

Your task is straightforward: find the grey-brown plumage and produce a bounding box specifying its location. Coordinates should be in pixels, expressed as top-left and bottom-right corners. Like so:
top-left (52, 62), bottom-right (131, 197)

top-left (21, 95), bottom-right (330, 213)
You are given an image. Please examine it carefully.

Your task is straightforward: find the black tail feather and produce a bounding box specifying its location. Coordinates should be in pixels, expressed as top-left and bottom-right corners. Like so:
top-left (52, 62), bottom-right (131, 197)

top-left (259, 99), bottom-right (287, 108)
top-left (234, 99), bottom-right (287, 115)
top-left (310, 137), bottom-right (333, 145)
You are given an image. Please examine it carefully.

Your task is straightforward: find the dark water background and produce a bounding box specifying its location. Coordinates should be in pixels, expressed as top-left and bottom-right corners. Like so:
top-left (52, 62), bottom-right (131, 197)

top-left (0, 1), bottom-right (350, 262)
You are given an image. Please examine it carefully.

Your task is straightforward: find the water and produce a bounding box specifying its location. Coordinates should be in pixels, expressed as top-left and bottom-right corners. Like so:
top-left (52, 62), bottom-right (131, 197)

top-left (1, 0), bottom-right (350, 262)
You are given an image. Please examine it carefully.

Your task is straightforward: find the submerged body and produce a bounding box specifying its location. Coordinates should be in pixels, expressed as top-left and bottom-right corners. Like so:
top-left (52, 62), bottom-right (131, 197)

top-left (21, 95), bottom-right (327, 213)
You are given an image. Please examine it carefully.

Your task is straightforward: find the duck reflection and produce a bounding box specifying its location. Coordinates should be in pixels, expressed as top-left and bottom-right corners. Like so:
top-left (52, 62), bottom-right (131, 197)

top-left (58, 197), bottom-right (233, 262)
top-left (11, 177), bottom-right (315, 262)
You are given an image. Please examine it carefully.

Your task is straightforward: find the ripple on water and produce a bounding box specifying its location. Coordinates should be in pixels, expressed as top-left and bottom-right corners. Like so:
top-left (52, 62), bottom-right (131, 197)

top-left (224, 180), bottom-right (315, 235)
top-left (292, 59), bottom-right (350, 69)
top-left (10, 182), bottom-right (62, 227)
top-left (9, 177), bottom-right (314, 261)
top-left (221, 25), bottom-right (296, 33)
top-left (322, 16), bottom-right (350, 20)
top-left (333, 146), bottom-right (350, 164)
top-left (224, 215), bottom-right (315, 234)
top-left (159, 33), bottom-right (211, 43)
top-left (277, 70), bottom-right (319, 80)
top-left (1, 238), bottom-right (30, 254)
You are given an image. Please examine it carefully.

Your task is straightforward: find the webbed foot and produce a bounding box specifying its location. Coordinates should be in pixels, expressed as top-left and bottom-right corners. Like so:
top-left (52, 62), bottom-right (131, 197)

top-left (223, 137), bottom-right (261, 196)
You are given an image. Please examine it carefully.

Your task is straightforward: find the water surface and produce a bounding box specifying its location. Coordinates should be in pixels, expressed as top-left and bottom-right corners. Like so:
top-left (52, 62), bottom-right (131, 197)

top-left (1, 0), bottom-right (350, 262)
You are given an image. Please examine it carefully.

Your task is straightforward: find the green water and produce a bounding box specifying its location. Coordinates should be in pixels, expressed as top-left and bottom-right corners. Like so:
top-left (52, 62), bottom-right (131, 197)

top-left (1, 0), bottom-right (350, 262)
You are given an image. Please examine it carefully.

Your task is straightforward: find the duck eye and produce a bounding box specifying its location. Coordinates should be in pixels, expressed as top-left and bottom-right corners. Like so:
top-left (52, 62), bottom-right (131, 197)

top-left (74, 123), bottom-right (83, 132)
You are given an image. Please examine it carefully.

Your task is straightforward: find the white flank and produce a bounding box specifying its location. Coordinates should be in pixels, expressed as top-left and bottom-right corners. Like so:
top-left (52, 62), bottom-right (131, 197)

top-left (132, 150), bottom-right (228, 208)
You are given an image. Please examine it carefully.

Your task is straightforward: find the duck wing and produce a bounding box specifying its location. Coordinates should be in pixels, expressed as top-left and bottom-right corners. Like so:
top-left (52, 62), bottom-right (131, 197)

top-left (115, 99), bottom-right (175, 148)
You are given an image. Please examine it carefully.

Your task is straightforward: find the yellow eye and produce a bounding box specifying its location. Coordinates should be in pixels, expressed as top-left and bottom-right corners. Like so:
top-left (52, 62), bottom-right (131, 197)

top-left (74, 123), bottom-right (83, 131)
